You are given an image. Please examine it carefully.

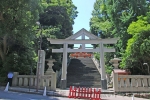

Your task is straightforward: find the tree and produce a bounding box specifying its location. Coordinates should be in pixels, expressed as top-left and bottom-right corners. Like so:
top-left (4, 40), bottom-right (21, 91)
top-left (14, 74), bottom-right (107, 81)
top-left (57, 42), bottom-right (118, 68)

top-left (90, 0), bottom-right (149, 74)
top-left (90, 0), bottom-right (116, 74)
top-left (0, 0), bottom-right (43, 75)
top-left (121, 13), bottom-right (150, 74)
top-left (38, 0), bottom-right (78, 71)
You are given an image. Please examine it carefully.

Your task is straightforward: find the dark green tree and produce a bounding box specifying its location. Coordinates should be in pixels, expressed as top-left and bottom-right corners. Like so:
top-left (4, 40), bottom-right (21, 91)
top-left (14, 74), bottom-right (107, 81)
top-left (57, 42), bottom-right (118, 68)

top-left (38, 0), bottom-right (78, 71)
top-left (0, 0), bottom-right (43, 76)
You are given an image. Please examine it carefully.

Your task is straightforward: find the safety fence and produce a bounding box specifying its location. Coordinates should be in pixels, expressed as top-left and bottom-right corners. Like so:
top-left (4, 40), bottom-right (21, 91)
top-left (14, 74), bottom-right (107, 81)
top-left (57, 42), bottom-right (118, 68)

top-left (68, 86), bottom-right (101, 100)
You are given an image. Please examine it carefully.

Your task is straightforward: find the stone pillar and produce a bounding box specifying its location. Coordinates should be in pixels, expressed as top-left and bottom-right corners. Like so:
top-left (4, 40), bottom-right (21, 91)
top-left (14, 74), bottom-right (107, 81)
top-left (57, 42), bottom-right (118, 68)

top-left (12, 72), bottom-right (19, 86)
top-left (82, 34), bottom-right (85, 49)
top-left (36, 50), bottom-right (45, 76)
top-left (36, 50), bottom-right (45, 89)
top-left (60, 43), bottom-right (68, 89)
top-left (51, 72), bottom-right (56, 90)
top-left (99, 42), bottom-right (107, 90)
top-left (113, 71), bottom-right (118, 92)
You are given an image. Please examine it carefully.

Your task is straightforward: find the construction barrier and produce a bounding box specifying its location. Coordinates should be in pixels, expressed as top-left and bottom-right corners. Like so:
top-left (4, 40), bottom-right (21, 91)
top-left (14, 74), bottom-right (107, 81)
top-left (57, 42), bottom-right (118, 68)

top-left (68, 86), bottom-right (101, 100)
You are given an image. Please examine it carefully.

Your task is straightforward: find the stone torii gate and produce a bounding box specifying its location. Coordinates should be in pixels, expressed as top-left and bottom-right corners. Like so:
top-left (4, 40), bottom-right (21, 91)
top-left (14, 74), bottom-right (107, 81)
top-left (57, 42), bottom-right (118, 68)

top-left (47, 28), bottom-right (118, 90)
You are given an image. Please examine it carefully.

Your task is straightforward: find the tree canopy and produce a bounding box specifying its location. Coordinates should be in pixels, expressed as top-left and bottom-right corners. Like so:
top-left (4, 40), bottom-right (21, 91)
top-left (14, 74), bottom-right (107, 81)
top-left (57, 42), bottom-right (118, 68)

top-left (90, 0), bottom-right (150, 74)
top-left (121, 12), bottom-right (150, 74)
top-left (0, 0), bottom-right (78, 77)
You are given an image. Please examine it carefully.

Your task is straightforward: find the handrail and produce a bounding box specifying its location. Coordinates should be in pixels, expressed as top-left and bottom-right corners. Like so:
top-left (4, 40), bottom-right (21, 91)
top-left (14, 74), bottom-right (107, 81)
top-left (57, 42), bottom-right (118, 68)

top-left (91, 55), bottom-right (101, 74)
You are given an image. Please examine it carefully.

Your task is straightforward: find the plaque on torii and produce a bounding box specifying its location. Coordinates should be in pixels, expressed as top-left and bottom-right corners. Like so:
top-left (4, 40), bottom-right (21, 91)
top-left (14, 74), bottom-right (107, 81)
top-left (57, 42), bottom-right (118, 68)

top-left (47, 28), bottom-right (119, 89)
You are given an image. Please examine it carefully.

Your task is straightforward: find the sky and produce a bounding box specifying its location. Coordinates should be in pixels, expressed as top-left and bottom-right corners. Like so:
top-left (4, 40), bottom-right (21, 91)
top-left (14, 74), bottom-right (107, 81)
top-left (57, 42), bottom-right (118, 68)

top-left (72, 0), bottom-right (96, 48)
top-left (72, 0), bottom-right (96, 33)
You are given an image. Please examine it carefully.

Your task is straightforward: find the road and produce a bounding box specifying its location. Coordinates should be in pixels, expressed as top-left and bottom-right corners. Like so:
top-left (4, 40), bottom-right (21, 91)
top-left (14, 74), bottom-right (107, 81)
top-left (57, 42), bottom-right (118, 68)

top-left (0, 90), bottom-right (149, 100)
top-left (0, 90), bottom-right (78, 100)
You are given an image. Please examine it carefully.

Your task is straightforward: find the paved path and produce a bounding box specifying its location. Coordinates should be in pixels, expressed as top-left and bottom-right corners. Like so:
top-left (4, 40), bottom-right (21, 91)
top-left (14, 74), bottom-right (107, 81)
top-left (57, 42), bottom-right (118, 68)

top-left (0, 86), bottom-right (149, 100)
top-left (0, 90), bottom-right (81, 100)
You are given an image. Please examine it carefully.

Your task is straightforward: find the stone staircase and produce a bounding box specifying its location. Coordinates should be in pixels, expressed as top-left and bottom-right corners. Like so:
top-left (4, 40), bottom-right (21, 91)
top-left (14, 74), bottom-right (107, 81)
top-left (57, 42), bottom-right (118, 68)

top-left (67, 57), bottom-right (101, 88)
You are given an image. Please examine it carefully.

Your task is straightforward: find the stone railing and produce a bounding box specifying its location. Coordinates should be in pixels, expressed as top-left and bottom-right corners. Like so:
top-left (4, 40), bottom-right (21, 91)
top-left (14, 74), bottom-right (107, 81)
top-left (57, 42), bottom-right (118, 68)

top-left (91, 55), bottom-right (101, 74)
top-left (91, 55), bottom-right (114, 84)
top-left (113, 73), bottom-right (150, 92)
top-left (12, 72), bottom-right (56, 91)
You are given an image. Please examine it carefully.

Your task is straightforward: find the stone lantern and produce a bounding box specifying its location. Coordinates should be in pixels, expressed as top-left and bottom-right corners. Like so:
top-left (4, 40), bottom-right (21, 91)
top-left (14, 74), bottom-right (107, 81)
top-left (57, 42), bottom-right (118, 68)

top-left (110, 55), bottom-right (121, 69)
top-left (108, 55), bottom-right (121, 87)
top-left (45, 56), bottom-right (55, 75)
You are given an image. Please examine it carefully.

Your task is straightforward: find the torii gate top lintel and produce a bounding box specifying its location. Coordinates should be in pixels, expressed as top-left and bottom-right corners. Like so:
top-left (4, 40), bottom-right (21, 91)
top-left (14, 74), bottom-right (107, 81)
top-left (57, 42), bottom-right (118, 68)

top-left (47, 28), bottom-right (119, 44)
top-left (66, 28), bottom-right (98, 40)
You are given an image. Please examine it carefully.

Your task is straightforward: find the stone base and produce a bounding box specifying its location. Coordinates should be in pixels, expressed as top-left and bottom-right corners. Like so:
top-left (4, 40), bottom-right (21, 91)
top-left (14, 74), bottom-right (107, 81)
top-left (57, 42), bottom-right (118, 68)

top-left (60, 79), bottom-right (67, 89)
top-left (101, 79), bottom-right (107, 90)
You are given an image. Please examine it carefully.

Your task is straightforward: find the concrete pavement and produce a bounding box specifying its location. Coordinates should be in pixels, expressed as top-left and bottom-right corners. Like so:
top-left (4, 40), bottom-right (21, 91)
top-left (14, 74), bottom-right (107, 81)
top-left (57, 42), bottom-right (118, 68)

top-left (0, 90), bottom-right (81, 100)
top-left (0, 86), bottom-right (149, 100)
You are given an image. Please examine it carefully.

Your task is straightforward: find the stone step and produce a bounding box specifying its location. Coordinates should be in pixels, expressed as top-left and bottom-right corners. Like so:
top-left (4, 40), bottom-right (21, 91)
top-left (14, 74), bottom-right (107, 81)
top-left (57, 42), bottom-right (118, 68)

top-left (67, 78), bottom-right (101, 81)
top-left (67, 72), bottom-right (100, 75)
top-left (67, 83), bottom-right (101, 86)
top-left (67, 58), bottom-right (101, 88)
top-left (67, 79), bottom-right (101, 82)
top-left (68, 75), bottom-right (100, 77)
top-left (67, 84), bottom-right (101, 88)
top-left (67, 76), bottom-right (101, 79)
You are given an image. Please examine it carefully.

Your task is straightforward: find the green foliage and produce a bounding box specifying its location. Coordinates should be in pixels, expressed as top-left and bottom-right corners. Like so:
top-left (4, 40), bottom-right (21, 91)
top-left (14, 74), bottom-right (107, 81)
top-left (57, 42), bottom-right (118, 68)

top-left (94, 52), bottom-right (100, 60)
top-left (121, 12), bottom-right (150, 74)
top-left (0, 0), bottom-right (77, 76)
top-left (38, 0), bottom-right (77, 71)
top-left (90, 0), bottom-right (150, 74)
top-left (90, 0), bottom-right (116, 74)
top-left (105, 65), bottom-right (113, 74)
top-left (0, 77), bottom-right (7, 85)
top-left (0, 0), bottom-right (43, 76)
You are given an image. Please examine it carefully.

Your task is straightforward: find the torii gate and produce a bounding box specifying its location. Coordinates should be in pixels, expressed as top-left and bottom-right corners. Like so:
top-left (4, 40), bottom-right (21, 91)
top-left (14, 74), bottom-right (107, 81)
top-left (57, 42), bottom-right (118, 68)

top-left (47, 28), bottom-right (118, 90)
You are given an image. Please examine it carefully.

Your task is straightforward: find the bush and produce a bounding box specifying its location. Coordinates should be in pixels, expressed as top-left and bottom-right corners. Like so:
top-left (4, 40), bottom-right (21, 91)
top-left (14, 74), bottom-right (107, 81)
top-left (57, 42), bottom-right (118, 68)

top-left (0, 77), bottom-right (7, 86)
top-left (94, 52), bottom-right (100, 60)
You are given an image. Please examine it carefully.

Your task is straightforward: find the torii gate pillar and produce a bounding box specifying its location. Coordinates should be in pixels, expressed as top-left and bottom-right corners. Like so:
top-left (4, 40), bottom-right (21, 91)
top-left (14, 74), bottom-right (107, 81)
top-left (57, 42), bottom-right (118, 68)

top-left (60, 43), bottom-right (68, 89)
top-left (99, 42), bottom-right (107, 89)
